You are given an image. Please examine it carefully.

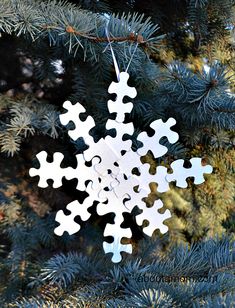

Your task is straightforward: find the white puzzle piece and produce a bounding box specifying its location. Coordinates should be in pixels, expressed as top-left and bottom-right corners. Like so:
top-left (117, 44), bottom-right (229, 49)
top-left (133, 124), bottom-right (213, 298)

top-left (83, 138), bottom-right (120, 175)
top-left (137, 164), bottom-right (169, 193)
top-left (108, 71), bottom-right (137, 123)
top-left (137, 118), bottom-right (179, 158)
top-left (65, 155), bottom-right (100, 191)
top-left (116, 149), bottom-right (142, 177)
top-left (103, 220), bottom-right (132, 263)
top-left (166, 158), bottom-right (213, 188)
top-left (60, 101), bottom-right (95, 141)
top-left (105, 120), bottom-right (134, 155)
top-left (136, 199), bottom-right (171, 236)
top-left (29, 151), bottom-right (66, 188)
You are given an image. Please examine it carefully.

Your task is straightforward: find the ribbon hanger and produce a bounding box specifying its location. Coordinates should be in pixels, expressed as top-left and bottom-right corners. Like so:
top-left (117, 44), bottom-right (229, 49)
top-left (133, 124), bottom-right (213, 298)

top-left (104, 23), bottom-right (138, 79)
top-left (105, 26), bottom-right (120, 81)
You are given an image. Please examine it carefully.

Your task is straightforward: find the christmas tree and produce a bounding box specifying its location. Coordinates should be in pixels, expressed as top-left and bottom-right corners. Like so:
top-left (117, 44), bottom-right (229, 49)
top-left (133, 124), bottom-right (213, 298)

top-left (0, 0), bottom-right (234, 306)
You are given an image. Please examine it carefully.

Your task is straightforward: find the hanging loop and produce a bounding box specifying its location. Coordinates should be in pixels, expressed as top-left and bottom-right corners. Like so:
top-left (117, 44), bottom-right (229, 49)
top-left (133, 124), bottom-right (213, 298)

top-left (105, 26), bottom-right (120, 81)
top-left (125, 43), bottom-right (138, 73)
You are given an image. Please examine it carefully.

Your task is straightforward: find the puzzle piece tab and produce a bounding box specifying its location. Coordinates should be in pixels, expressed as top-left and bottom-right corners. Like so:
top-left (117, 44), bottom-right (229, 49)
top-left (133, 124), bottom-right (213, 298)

top-left (54, 200), bottom-right (83, 236)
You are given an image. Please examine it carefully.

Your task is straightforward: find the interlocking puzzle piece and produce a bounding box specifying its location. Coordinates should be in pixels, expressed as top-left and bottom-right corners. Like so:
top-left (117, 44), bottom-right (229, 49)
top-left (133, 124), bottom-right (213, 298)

top-left (60, 101), bottom-right (95, 141)
top-left (116, 149), bottom-right (142, 177)
top-left (107, 173), bottom-right (148, 213)
top-left (166, 157), bottom-right (213, 188)
top-left (97, 187), bottom-right (130, 216)
top-left (85, 181), bottom-right (107, 204)
top-left (138, 164), bottom-right (169, 193)
top-left (65, 154), bottom-right (100, 191)
top-left (124, 187), bottom-right (147, 212)
top-left (29, 151), bottom-right (66, 188)
top-left (92, 171), bottom-right (118, 191)
top-left (105, 120), bottom-right (134, 155)
top-left (135, 199), bottom-right (171, 236)
top-left (108, 72), bottom-right (137, 123)
top-left (112, 173), bottom-right (139, 200)
top-left (137, 118), bottom-right (179, 158)
top-left (83, 138), bottom-right (120, 175)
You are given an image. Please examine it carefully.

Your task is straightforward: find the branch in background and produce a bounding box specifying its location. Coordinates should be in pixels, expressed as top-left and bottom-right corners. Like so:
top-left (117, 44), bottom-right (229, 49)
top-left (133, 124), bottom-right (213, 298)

top-left (42, 25), bottom-right (147, 44)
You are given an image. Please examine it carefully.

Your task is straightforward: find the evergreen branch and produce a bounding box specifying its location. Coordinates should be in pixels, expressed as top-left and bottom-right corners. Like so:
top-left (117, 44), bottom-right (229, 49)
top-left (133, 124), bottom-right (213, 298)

top-left (0, 95), bottom-right (61, 156)
top-left (213, 108), bottom-right (235, 113)
top-left (43, 24), bottom-right (148, 44)
top-left (0, 1), bottom-right (161, 58)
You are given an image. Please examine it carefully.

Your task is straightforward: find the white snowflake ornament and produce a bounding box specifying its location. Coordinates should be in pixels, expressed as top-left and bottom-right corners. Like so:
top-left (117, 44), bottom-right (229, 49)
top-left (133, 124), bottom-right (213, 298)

top-left (29, 72), bottom-right (213, 263)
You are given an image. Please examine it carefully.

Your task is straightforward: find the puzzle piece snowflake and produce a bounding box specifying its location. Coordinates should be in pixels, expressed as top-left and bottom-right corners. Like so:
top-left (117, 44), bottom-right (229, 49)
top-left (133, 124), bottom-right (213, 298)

top-left (29, 71), bottom-right (213, 263)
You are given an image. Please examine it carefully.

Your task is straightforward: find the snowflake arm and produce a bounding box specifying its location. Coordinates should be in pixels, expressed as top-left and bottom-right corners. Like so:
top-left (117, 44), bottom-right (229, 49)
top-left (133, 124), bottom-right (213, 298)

top-left (97, 187), bottom-right (133, 263)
